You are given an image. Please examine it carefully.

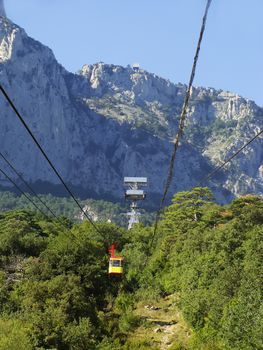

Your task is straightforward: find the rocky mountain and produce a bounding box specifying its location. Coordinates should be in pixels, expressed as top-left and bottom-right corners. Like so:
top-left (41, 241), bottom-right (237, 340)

top-left (0, 12), bottom-right (262, 206)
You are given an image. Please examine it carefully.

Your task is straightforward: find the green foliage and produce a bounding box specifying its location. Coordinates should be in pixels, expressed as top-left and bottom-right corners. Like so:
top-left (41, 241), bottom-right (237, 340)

top-left (0, 189), bottom-right (262, 349)
top-left (97, 338), bottom-right (123, 350)
top-left (169, 343), bottom-right (188, 350)
top-left (0, 209), bottom-right (127, 348)
top-left (0, 190), bottom-right (154, 227)
top-left (122, 338), bottom-right (159, 350)
top-left (0, 317), bottom-right (33, 350)
top-left (145, 190), bottom-right (263, 349)
top-left (118, 311), bottom-right (141, 334)
top-left (113, 293), bottom-right (141, 334)
top-left (63, 318), bottom-right (97, 350)
top-left (114, 293), bottom-right (135, 314)
top-left (0, 210), bottom-right (51, 256)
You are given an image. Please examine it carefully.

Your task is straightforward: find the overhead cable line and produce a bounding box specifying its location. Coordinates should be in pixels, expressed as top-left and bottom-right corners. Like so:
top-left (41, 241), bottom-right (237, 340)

top-left (0, 150), bottom-right (59, 219)
top-left (0, 84), bottom-right (101, 234)
top-left (152, 0), bottom-right (213, 241)
top-left (0, 165), bottom-right (48, 217)
top-left (0, 151), bottom-right (83, 234)
top-left (0, 158), bottom-right (76, 236)
top-left (0, 152), bottom-right (99, 238)
top-left (200, 128), bottom-right (263, 184)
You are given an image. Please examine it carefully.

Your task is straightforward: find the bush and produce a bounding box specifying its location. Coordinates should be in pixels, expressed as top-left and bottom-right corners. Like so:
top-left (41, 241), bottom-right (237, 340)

top-left (0, 318), bottom-right (33, 350)
top-left (118, 311), bottom-right (141, 334)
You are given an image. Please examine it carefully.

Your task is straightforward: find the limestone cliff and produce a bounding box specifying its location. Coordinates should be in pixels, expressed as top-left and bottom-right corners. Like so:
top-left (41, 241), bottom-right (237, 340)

top-left (0, 16), bottom-right (262, 205)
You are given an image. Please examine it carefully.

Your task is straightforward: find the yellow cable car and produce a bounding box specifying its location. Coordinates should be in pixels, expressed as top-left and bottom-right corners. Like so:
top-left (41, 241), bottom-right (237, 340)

top-left (108, 243), bottom-right (124, 276)
top-left (108, 256), bottom-right (124, 276)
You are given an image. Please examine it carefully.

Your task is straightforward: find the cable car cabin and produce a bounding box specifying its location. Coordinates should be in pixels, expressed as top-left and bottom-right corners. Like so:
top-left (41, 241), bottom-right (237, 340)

top-left (125, 189), bottom-right (146, 201)
top-left (108, 256), bottom-right (124, 276)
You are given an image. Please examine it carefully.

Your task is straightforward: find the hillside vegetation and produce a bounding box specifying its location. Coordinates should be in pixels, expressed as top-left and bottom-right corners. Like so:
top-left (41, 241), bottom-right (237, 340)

top-left (0, 188), bottom-right (262, 349)
top-left (0, 190), bottom-right (154, 227)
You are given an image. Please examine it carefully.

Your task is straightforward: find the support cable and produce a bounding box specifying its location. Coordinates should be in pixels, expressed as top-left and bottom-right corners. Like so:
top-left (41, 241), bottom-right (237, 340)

top-left (0, 85), bottom-right (101, 234)
top-left (0, 150), bottom-right (58, 219)
top-left (200, 129), bottom-right (263, 184)
top-left (0, 165), bottom-right (48, 217)
top-left (151, 0), bottom-right (213, 243)
top-left (0, 161), bottom-right (79, 238)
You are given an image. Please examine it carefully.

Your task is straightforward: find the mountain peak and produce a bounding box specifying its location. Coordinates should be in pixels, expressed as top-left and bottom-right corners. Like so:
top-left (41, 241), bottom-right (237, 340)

top-left (0, 0), bottom-right (6, 18)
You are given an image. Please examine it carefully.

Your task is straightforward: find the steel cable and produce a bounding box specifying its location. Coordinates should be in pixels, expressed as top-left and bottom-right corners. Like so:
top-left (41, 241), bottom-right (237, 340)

top-left (0, 150), bottom-right (59, 218)
top-left (0, 165), bottom-right (48, 217)
top-left (200, 129), bottom-right (263, 185)
top-left (0, 84), bottom-right (101, 234)
top-left (151, 0), bottom-right (213, 245)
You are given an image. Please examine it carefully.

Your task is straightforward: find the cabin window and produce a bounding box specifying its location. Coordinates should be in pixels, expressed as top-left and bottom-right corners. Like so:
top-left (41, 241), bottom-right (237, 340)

top-left (110, 259), bottom-right (123, 267)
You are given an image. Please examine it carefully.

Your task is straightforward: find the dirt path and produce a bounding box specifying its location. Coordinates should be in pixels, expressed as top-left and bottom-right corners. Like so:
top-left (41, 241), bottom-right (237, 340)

top-left (130, 295), bottom-right (191, 349)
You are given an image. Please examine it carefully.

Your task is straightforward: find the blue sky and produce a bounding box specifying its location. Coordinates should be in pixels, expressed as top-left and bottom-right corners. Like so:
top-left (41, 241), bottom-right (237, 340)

top-left (5, 0), bottom-right (263, 106)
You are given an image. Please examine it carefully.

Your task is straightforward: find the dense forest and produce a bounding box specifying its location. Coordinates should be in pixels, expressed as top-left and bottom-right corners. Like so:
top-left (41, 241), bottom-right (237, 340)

top-left (0, 190), bottom-right (154, 227)
top-left (0, 187), bottom-right (262, 349)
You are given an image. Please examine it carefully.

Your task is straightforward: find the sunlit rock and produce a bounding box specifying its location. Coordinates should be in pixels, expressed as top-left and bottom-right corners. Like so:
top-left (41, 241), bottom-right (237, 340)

top-left (0, 16), bottom-right (262, 205)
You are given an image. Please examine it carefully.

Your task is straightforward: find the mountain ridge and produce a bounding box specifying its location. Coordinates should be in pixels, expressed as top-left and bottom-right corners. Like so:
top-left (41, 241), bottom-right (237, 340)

top-left (0, 16), bottom-right (262, 206)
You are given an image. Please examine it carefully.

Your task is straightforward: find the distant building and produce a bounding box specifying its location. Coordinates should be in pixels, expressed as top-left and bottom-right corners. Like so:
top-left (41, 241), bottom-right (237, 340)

top-left (132, 63), bottom-right (140, 72)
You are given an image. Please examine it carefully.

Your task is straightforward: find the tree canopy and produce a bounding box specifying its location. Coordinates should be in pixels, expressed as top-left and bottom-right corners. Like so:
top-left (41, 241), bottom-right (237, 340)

top-left (0, 188), bottom-right (262, 349)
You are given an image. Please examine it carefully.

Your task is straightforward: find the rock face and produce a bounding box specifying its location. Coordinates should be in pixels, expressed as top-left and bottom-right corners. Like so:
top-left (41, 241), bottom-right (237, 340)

top-left (0, 16), bottom-right (262, 205)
